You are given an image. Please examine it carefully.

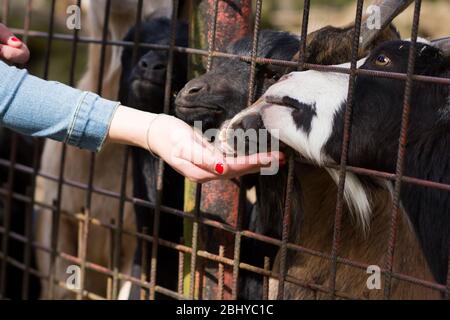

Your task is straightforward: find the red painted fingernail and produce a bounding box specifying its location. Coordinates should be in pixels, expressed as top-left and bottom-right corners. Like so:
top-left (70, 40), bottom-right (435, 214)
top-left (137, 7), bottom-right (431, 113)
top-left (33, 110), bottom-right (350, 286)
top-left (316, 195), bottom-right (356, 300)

top-left (10, 37), bottom-right (20, 42)
top-left (215, 162), bottom-right (224, 175)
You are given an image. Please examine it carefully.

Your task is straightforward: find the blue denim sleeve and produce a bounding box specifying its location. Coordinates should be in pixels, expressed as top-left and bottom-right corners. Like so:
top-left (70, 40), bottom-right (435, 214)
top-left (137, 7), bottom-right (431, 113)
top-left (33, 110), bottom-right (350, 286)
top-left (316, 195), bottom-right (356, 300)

top-left (0, 61), bottom-right (119, 152)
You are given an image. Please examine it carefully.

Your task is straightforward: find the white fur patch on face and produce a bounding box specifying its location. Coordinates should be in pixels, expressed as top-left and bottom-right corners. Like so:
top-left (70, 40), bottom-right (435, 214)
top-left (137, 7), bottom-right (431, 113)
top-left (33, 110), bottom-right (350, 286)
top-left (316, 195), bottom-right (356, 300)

top-left (252, 60), bottom-right (373, 226)
top-left (260, 69), bottom-right (349, 164)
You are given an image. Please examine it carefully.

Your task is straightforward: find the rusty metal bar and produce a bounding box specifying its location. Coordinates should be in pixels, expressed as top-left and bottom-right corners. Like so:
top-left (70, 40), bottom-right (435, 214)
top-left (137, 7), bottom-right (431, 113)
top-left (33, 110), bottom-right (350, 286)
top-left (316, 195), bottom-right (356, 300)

top-left (2, 213), bottom-right (447, 297)
top-left (0, 133), bottom-right (17, 298)
top-left (1, 0), bottom-right (449, 301)
top-left (230, 0), bottom-right (263, 300)
top-left (328, 0), bottom-right (365, 300)
top-left (111, 148), bottom-right (130, 299)
top-left (1, 0), bottom-right (9, 24)
top-left (277, 155), bottom-right (295, 300)
top-left (148, 0), bottom-right (179, 300)
top-left (192, 0), bottom-right (251, 301)
top-left (263, 256), bottom-right (270, 300)
top-left (188, 186), bottom-right (201, 298)
top-left (19, 0), bottom-right (35, 300)
top-left (41, 0), bottom-right (61, 300)
top-left (111, 0), bottom-right (144, 300)
top-left (246, 0), bottom-right (263, 106)
top-left (178, 239), bottom-right (184, 296)
top-left (8, 26), bottom-right (450, 86)
top-left (384, 0), bottom-right (423, 299)
top-left (217, 245), bottom-right (224, 299)
top-left (297, 0), bottom-right (310, 71)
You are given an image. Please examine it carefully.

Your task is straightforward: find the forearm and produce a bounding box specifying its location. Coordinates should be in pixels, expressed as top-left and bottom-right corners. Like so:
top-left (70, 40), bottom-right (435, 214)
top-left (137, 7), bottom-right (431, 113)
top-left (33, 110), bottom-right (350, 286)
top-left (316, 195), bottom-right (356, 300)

top-left (0, 60), bottom-right (118, 151)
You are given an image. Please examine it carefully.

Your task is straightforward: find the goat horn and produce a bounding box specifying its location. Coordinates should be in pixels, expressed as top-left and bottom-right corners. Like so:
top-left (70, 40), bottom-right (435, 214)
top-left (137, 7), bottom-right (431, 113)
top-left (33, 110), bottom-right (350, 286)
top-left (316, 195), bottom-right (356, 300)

top-left (432, 37), bottom-right (450, 58)
top-left (359, 0), bottom-right (414, 50)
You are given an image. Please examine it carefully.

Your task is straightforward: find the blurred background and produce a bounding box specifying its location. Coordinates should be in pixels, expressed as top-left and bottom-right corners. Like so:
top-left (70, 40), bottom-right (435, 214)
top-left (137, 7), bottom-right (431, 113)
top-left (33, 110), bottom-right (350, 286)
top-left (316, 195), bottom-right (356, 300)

top-left (1, 0), bottom-right (450, 88)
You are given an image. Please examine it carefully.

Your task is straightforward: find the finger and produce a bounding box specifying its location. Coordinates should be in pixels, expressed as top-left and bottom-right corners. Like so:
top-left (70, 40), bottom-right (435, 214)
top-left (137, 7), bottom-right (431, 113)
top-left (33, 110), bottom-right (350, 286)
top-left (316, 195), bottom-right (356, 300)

top-left (0, 24), bottom-right (22, 48)
top-left (176, 135), bottom-right (225, 176)
top-left (171, 157), bottom-right (218, 183)
top-left (224, 151), bottom-right (285, 177)
top-left (0, 44), bottom-right (30, 64)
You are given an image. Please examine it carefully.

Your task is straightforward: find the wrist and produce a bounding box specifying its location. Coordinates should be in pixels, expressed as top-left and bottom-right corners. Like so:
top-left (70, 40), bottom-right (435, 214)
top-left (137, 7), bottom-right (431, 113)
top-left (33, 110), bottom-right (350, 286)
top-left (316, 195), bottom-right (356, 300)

top-left (108, 105), bottom-right (158, 150)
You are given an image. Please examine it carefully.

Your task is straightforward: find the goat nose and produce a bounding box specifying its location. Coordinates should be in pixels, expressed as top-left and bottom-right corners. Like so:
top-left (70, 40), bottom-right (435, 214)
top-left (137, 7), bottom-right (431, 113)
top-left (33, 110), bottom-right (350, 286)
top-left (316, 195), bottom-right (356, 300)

top-left (182, 81), bottom-right (208, 97)
top-left (138, 59), bottom-right (166, 73)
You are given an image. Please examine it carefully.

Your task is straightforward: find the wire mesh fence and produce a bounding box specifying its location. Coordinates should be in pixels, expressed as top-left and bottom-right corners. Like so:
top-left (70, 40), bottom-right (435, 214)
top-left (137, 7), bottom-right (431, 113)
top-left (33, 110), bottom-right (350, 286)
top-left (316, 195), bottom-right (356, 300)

top-left (0, 0), bottom-right (449, 300)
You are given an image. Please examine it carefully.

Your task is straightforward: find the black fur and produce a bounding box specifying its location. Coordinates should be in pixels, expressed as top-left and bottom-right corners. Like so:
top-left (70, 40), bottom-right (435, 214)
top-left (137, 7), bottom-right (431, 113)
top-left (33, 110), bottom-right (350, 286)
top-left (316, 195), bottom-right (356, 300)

top-left (175, 30), bottom-right (300, 131)
top-left (175, 30), bottom-right (301, 299)
top-left (266, 96), bottom-right (317, 135)
top-left (119, 17), bottom-right (188, 299)
top-left (324, 41), bottom-right (450, 284)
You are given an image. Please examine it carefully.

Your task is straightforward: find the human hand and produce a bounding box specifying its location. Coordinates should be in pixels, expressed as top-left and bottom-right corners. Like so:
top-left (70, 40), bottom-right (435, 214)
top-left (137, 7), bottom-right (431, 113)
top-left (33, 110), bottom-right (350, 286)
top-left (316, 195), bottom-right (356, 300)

top-left (147, 114), bottom-right (285, 183)
top-left (0, 23), bottom-right (30, 64)
top-left (108, 106), bottom-right (285, 183)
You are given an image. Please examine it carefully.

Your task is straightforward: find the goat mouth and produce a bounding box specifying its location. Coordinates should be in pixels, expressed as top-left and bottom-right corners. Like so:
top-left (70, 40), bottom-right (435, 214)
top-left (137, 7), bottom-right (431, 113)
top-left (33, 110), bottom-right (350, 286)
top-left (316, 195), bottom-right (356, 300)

top-left (134, 78), bottom-right (165, 88)
top-left (175, 104), bottom-right (222, 113)
top-left (265, 95), bottom-right (298, 109)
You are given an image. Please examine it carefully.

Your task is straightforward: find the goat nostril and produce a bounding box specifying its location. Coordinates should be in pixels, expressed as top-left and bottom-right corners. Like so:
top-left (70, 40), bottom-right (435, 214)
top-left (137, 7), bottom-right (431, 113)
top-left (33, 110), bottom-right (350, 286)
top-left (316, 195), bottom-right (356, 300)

top-left (153, 63), bottom-right (166, 71)
top-left (186, 84), bottom-right (204, 95)
top-left (139, 60), bottom-right (148, 70)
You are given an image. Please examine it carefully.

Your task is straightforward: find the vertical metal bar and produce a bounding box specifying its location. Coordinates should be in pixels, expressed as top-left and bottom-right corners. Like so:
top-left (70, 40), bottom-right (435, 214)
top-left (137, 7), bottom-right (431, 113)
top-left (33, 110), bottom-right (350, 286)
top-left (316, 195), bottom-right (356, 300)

top-left (297, 0), bottom-right (310, 71)
top-left (189, 185), bottom-right (201, 299)
top-left (20, 0), bottom-right (35, 300)
top-left (246, 0), bottom-right (262, 107)
top-left (48, 198), bottom-right (61, 299)
top-left (197, 262), bottom-right (204, 299)
top-left (77, 0), bottom-right (111, 300)
top-left (1, 0), bottom-right (9, 24)
top-left (275, 0), bottom-right (310, 300)
top-left (107, 218), bottom-right (115, 300)
top-left (178, 239), bottom-right (184, 296)
top-left (263, 256), bottom-right (270, 300)
top-left (276, 155), bottom-right (294, 300)
top-left (0, 133), bottom-right (17, 298)
top-left (42, 0), bottom-right (61, 300)
top-left (186, 0), bottom-right (251, 301)
top-left (217, 245), bottom-right (224, 300)
top-left (328, 0), bottom-right (365, 300)
top-left (140, 227), bottom-right (149, 300)
top-left (43, 0), bottom-right (56, 80)
top-left (446, 250), bottom-right (450, 299)
top-left (22, 0), bottom-right (32, 43)
top-left (111, 0), bottom-right (143, 300)
top-left (384, 0), bottom-right (422, 299)
top-left (149, 0), bottom-right (179, 300)
top-left (111, 148), bottom-right (130, 299)
top-left (206, 0), bottom-right (219, 72)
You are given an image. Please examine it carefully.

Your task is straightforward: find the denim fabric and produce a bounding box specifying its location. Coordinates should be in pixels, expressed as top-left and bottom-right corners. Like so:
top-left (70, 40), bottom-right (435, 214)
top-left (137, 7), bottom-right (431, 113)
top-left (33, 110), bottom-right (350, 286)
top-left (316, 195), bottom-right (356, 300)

top-left (0, 60), bottom-right (119, 152)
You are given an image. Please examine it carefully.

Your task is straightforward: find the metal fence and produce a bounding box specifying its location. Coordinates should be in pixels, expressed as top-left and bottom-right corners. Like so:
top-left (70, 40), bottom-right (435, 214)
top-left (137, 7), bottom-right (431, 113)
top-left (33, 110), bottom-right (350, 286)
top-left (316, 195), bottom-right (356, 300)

top-left (0, 0), bottom-right (449, 300)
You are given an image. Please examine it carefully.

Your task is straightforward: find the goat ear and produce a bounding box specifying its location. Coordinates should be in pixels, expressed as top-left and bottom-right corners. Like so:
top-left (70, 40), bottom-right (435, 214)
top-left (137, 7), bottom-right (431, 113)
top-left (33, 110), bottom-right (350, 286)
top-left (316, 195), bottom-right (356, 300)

top-left (431, 37), bottom-right (450, 58)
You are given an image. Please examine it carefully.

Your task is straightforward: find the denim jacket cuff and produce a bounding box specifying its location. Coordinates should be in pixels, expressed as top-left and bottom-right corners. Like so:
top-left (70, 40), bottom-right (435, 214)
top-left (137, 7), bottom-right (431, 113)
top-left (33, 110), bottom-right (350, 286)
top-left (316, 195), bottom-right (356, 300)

top-left (65, 91), bottom-right (120, 152)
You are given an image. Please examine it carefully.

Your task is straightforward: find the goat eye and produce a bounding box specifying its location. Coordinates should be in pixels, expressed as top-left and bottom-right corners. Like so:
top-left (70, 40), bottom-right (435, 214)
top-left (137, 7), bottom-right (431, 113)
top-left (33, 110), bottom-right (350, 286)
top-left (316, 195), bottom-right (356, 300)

top-left (375, 54), bottom-right (391, 66)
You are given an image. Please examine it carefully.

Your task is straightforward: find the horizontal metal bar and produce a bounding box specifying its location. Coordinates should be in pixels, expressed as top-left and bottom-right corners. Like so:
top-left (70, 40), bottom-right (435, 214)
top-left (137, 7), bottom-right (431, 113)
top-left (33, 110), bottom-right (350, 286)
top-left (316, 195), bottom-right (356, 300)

top-left (9, 28), bottom-right (450, 86)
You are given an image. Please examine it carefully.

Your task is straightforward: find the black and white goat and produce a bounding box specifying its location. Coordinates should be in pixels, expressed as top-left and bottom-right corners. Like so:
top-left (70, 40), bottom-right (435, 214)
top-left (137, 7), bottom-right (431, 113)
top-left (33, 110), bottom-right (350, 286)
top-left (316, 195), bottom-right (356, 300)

top-left (178, 0), bottom-right (435, 299)
top-left (225, 38), bottom-right (450, 286)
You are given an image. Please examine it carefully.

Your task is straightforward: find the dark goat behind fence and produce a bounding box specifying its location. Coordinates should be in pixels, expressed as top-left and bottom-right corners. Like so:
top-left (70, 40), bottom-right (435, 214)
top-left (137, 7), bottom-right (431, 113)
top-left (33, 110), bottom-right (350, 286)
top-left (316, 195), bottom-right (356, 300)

top-left (119, 16), bottom-right (188, 299)
top-left (0, 0), bottom-right (449, 300)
